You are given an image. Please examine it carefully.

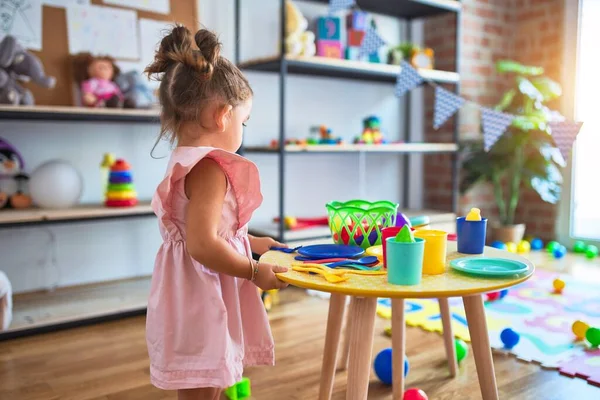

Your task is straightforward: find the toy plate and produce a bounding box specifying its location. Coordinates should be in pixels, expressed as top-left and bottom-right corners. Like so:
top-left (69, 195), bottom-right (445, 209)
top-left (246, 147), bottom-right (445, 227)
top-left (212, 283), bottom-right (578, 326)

top-left (450, 257), bottom-right (528, 277)
top-left (297, 244), bottom-right (364, 259)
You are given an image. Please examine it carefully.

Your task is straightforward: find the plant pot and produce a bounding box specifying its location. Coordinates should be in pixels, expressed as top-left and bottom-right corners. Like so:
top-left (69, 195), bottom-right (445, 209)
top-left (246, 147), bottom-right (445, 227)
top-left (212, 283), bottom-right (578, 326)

top-left (491, 223), bottom-right (526, 244)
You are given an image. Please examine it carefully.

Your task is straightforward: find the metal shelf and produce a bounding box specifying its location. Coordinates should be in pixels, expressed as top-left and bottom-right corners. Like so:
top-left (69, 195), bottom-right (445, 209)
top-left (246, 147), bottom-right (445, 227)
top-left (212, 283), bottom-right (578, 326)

top-left (245, 143), bottom-right (459, 154)
top-left (307, 0), bottom-right (461, 19)
top-left (0, 105), bottom-right (160, 123)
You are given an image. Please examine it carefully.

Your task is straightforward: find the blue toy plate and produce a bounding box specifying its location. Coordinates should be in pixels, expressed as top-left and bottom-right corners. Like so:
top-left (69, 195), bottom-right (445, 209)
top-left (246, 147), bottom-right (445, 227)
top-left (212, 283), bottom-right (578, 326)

top-left (297, 244), bottom-right (364, 259)
top-left (450, 257), bottom-right (528, 277)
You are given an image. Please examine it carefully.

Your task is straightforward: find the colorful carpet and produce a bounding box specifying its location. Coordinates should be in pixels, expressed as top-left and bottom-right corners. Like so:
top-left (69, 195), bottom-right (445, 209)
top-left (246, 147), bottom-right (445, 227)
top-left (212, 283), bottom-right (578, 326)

top-left (376, 269), bottom-right (600, 387)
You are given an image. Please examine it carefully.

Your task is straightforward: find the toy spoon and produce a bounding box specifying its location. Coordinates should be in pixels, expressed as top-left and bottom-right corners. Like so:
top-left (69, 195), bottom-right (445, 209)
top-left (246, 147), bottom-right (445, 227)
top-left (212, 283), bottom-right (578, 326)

top-left (297, 263), bottom-right (386, 276)
top-left (270, 245), bottom-right (302, 254)
top-left (291, 266), bottom-right (349, 283)
top-left (325, 256), bottom-right (379, 268)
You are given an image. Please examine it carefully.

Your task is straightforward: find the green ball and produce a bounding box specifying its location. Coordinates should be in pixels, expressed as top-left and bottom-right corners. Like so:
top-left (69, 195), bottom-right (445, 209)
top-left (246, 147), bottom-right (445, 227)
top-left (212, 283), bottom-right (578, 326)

top-left (586, 327), bottom-right (600, 347)
top-left (455, 338), bottom-right (468, 363)
top-left (573, 240), bottom-right (587, 253)
top-left (585, 245), bottom-right (599, 259)
top-left (547, 241), bottom-right (560, 253)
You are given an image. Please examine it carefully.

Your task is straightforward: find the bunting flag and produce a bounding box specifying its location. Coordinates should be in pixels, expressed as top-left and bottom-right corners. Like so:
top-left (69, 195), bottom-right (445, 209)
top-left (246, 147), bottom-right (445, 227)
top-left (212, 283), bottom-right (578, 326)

top-left (481, 107), bottom-right (514, 151)
top-left (395, 61), bottom-right (423, 97)
top-left (549, 121), bottom-right (583, 162)
top-left (359, 26), bottom-right (386, 58)
top-left (433, 86), bottom-right (465, 129)
top-left (329, 0), bottom-right (355, 14)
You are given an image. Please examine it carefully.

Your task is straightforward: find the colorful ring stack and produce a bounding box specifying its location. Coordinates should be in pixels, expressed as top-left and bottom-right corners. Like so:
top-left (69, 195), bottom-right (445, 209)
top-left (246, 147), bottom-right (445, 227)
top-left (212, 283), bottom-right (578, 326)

top-left (105, 159), bottom-right (138, 207)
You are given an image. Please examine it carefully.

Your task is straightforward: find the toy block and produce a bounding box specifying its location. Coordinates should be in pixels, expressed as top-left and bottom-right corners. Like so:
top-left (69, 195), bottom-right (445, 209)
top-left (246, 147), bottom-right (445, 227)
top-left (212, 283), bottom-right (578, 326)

top-left (369, 52), bottom-right (381, 63)
top-left (345, 46), bottom-right (367, 62)
top-left (317, 16), bottom-right (341, 40)
top-left (346, 10), bottom-right (368, 31)
top-left (347, 29), bottom-right (365, 47)
top-left (317, 40), bottom-right (343, 58)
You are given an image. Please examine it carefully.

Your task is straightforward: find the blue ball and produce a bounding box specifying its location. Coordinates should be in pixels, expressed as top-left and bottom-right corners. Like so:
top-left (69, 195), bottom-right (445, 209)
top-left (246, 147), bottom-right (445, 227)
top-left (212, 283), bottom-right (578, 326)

top-left (491, 241), bottom-right (507, 250)
top-left (530, 238), bottom-right (544, 250)
top-left (373, 348), bottom-right (409, 385)
top-left (499, 289), bottom-right (509, 299)
top-left (500, 328), bottom-right (520, 349)
top-left (553, 245), bottom-right (567, 259)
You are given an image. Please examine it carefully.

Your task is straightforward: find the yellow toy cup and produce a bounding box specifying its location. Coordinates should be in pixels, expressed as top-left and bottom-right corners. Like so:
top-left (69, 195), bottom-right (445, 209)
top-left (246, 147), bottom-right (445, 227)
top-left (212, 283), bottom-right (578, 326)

top-left (414, 230), bottom-right (448, 275)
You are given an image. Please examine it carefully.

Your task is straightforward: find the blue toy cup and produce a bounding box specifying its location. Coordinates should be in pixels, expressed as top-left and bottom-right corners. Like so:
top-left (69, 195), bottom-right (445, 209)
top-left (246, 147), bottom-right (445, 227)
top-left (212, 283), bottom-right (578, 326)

top-left (456, 216), bottom-right (488, 254)
top-left (385, 237), bottom-right (425, 286)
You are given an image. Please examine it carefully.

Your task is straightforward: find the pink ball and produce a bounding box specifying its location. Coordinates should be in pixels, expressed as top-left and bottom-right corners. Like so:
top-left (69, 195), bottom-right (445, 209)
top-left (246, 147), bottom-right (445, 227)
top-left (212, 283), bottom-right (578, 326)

top-left (404, 388), bottom-right (428, 400)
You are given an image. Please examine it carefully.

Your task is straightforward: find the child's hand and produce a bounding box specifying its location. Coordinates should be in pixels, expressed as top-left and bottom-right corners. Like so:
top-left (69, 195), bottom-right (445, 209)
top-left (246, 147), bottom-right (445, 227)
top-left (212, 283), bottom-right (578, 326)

top-left (250, 236), bottom-right (286, 255)
top-left (254, 262), bottom-right (289, 291)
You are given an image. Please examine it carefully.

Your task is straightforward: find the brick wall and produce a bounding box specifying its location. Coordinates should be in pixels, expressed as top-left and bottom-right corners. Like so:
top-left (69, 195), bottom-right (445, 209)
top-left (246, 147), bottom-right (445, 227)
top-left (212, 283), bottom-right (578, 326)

top-left (423, 0), bottom-right (564, 241)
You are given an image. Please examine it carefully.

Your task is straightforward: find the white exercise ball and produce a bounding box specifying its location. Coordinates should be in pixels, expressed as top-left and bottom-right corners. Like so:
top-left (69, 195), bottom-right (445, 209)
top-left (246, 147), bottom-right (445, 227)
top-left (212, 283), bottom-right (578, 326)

top-left (29, 160), bottom-right (83, 209)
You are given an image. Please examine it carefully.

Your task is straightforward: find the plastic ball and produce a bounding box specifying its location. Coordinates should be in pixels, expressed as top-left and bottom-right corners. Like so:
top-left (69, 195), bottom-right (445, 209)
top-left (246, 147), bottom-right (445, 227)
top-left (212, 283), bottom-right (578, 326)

top-left (517, 240), bottom-right (531, 253)
top-left (486, 292), bottom-right (500, 301)
top-left (585, 245), bottom-right (599, 259)
top-left (530, 238), bottom-right (544, 250)
top-left (373, 348), bottom-right (409, 385)
top-left (547, 241), bottom-right (560, 253)
top-left (491, 241), bottom-right (507, 250)
top-left (573, 240), bottom-right (587, 253)
top-left (572, 320), bottom-right (590, 340)
top-left (29, 160), bottom-right (83, 209)
top-left (586, 327), bottom-right (600, 347)
top-left (553, 278), bottom-right (565, 293)
top-left (403, 388), bottom-right (428, 400)
top-left (500, 328), bottom-right (520, 349)
top-left (455, 338), bottom-right (468, 363)
top-left (553, 245), bottom-right (567, 259)
top-left (505, 242), bottom-right (517, 253)
top-left (499, 289), bottom-right (509, 299)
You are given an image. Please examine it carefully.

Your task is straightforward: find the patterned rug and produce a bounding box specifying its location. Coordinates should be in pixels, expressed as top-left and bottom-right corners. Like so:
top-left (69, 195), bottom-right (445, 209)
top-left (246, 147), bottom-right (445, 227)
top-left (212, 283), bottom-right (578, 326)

top-left (376, 269), bottom-right (600, 387)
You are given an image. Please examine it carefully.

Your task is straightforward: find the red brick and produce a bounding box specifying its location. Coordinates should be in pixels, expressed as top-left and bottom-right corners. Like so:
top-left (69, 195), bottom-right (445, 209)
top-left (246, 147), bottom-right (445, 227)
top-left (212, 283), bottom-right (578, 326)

top-left (471, 65), bottom-right (494, 76)
top-left (518, 8), bottom-right (546, 22)
top-left (475, 7), bottom-right (498, 19)
top-left (484, 23), bottom-right (504, 36)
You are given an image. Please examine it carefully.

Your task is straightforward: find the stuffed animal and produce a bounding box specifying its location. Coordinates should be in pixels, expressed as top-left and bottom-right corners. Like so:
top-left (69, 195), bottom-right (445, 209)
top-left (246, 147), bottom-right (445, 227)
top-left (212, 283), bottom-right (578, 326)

top-left (285, 0), bottom-right (316, 57)
top-left (72, 52), bottom-right (124, 108)
top-left (115, 70), bottom-right (157, 109)
top-left (0, 137), bottom-right (32, 209)
top-left (0, 36), bottom-right (56, 105)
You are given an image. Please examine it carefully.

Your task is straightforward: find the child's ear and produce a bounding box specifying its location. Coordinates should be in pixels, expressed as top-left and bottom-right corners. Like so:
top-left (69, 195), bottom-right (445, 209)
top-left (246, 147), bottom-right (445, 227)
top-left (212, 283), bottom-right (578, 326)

top-left (214, 104), bottom-right (233, 132)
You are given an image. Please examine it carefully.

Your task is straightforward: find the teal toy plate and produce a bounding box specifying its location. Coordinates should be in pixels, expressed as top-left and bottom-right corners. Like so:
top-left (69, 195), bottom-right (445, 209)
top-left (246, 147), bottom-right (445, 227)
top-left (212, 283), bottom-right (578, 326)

top-left (450, 257), bottom-right (528, 277)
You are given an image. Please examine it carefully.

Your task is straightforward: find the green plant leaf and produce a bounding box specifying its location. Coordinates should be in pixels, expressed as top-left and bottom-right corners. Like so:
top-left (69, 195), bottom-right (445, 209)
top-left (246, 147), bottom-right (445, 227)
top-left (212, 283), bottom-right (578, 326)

top-left (495, 89), bottom-right (516, 111)
top-left (531, 76), bottom-right (562, 102)
top-left (496, 60), bottom-right (544, 76)
top-left (517, 77), bottom-right (544, 102)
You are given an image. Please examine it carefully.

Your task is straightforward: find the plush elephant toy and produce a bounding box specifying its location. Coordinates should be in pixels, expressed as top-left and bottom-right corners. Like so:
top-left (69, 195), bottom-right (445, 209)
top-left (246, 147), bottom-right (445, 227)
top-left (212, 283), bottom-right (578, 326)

top-left (0, 36), bottom-right (56, 105)
top-left (115, 70), bottom-right (157, 109)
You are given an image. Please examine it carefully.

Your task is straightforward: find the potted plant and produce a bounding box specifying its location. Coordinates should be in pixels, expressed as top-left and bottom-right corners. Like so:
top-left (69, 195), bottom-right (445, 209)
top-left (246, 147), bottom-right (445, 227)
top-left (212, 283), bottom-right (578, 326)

top-left (460, 60), bottom-right (565, 244)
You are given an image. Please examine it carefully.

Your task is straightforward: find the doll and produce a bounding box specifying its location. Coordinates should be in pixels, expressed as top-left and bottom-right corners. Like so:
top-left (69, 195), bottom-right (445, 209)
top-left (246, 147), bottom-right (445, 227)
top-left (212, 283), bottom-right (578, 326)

top-left (72, 52), bottom-right (123, 108)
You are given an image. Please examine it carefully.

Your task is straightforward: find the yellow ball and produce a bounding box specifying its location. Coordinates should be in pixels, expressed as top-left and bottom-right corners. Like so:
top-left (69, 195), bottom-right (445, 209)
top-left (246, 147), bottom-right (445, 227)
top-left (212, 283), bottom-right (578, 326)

top-left (553, 278), bottom-right (565, 292)
top-left (506, 242), bottom-right (517, 253)
top-left (284, 216), bottom-right (297, 229)
top-left (572, 320), bottom-right (589, 340)
top-left (517, 240), bottom-right (531, 253)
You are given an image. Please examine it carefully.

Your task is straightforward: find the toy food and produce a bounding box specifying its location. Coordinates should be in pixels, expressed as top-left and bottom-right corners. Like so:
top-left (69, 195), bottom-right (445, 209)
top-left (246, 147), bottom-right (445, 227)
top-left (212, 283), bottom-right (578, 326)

top-left (465, 207), bottom-right (482, 221)
top-left (395, 224), bottom-right (415, 243)
top-left (72, 52), bottom-right (123, 108)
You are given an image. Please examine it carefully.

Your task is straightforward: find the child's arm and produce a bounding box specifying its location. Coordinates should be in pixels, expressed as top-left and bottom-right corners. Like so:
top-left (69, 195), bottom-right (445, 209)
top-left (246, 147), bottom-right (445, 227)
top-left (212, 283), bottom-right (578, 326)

top-left (185, 159), bottom-right (288, 290)
top-left (248, 234), bottom-right (287, 256)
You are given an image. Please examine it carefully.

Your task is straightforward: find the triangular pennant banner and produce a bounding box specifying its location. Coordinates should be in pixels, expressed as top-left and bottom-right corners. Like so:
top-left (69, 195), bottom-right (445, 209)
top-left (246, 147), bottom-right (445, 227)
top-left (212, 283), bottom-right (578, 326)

top-left (359, 27), bottom-right (386, 57)
top-left (329, 0), bottom-right (355, 14)
top-left (481, 107), bottom-right (514, 151)
top-left (434, 87), bottom-right (465, 129)
top-left (549, 121), bottom-right (583, 162)
top-left (395, 61), bottom-right (423, 97)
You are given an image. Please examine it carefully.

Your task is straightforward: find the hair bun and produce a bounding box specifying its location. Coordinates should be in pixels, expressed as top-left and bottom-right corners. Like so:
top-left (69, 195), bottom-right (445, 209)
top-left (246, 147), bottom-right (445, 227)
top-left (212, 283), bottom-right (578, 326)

top-left (146, 25), bottom-right (204, 77)
top-left (194, 30), bottom-right (221, 68)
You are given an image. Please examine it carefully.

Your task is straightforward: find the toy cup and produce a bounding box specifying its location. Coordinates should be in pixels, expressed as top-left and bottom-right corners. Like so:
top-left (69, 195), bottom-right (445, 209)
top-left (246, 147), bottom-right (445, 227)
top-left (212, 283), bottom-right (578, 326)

top-left (456, 217), bottom-right (488, 254)
top-left (381, 226), bottom-right (402, 268)
top-left (385, 237), bottom-right (425, 286)
top-left (414, 230), bottom-right (448, 275)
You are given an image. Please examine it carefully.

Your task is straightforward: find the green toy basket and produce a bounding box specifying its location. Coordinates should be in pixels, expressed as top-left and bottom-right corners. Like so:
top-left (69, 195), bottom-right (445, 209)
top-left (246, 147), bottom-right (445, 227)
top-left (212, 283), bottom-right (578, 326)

top-left (325, 200), bottom-right (399, 249)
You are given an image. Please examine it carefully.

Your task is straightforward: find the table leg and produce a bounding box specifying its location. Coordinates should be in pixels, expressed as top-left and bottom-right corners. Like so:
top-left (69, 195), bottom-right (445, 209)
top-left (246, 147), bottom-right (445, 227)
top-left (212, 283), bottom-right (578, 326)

top-left (346, 297), bottom-right (377, 400)
top-left (391, 299), bottom-right (405, 400)
top-left (319, 293), bottom-right (348, 400)
top-left (439, 298), bottom-right (458, 377)
top-left (338, 297), bottom-right (355, 371)
top-left (462, 295), bottom-right (499, 400)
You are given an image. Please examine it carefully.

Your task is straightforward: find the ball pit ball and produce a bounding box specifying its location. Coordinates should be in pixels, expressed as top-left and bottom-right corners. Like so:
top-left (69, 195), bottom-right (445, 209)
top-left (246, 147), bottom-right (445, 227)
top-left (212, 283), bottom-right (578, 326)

top-left (553, 278), bottom-right (565, 293)
top-left (403, 388), bottom-right (428, 400)
top-left (505, 242), bottom-right (517, 253)
top-left (500, 328), bottom-right (520, 349)
top-left (517, 240), bottom-right (531, 253)
top-left (586, 327), bottom-right (600, 347)
top-left (547, 241), bottom-right (560, 253)
top-left (486, 292), bottom-right (500, 301)
top-left (572, 320), bottom-right (590, 340)
top-left (455, 338), bottom-right (468, 363)
top-left (585, 245), bottom-right (599, 259)
top-left (573, 240), bottom-right (587, 253)
top-left (553, 245), bottom-right (567, 259)
top-left (530, 238), bottom-right (544, 250)
top-left (491, 240), bottom-right (507, 250)
top-left (373, 348), bottom-right (408, 385)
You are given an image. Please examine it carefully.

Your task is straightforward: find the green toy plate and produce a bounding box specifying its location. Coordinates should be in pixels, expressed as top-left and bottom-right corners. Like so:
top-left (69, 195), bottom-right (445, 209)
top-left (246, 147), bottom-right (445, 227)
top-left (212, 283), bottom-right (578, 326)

top-left (450, 257), bottom-right (528, 277)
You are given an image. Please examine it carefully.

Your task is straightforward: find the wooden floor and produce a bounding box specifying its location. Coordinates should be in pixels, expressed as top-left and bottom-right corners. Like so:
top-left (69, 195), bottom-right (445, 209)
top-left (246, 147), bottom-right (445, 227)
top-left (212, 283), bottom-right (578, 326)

top-left (1, 279), bottom-right (599, 399)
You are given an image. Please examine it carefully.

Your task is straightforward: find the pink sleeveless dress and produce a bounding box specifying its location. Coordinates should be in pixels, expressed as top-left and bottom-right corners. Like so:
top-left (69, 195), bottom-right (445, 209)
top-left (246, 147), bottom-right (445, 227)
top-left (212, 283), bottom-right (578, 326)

top-left (146, 146), bottom-right (274, 390)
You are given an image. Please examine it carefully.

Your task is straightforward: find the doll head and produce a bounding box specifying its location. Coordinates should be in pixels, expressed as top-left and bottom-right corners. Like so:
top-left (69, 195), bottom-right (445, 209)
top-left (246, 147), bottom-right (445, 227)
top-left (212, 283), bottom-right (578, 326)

top-left (72, 52), bottom-right (121, 83)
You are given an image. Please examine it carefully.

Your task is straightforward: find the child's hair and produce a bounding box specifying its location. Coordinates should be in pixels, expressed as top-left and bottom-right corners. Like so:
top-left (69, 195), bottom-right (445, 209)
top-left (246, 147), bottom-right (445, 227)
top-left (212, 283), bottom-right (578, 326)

top-left (145, 25), bottom-right (253, 144)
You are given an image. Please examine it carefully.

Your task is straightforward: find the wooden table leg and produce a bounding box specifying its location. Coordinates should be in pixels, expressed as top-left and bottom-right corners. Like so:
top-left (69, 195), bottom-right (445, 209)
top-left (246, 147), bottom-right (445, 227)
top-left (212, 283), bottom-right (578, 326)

top-left (391, 299), bottom-right (405, 400)
top-left (346, 297), bottom-right (377, 400)
top-left (319, 293), bottom-right (348, 400)
top-left (463, 295), bottom-right (499, 400)
top-left (338, 297), bottom-right (355, 371)
top-left (439, 297), bottom-right (458, 377)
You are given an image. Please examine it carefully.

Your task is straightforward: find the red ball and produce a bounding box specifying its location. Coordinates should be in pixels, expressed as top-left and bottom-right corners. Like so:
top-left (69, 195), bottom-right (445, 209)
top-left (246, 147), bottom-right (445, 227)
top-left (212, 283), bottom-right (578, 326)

top-left (404, 388), bottom-right (428, 400)
top-left (341, 227), bottom-right (351, 244)
top-left (486, 292), bottom-right (500, 301)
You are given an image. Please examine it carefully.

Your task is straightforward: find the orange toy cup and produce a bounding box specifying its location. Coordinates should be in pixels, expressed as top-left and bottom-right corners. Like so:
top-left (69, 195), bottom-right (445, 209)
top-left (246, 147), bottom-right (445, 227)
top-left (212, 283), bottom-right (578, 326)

top-left (413, 230), bottom-right (448, 275)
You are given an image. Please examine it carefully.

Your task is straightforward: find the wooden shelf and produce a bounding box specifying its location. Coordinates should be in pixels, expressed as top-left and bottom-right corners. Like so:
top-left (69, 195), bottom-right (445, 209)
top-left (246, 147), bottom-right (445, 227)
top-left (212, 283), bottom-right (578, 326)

top-left (307, 0), bottom-right (461, 19)
top-left (0, 202), bottom-right (154, 228)
top-left (0, 105), bottom-right (160, 123)
top-left (240, 55), bottom-right (460, 84)
top-left (244, 142), bottom-right (458, 154)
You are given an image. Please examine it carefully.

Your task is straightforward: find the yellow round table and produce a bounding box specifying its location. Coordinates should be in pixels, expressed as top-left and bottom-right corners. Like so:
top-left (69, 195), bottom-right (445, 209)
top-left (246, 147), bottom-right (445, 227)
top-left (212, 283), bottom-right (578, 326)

top-left (260, 241), bottom-right (535, 400)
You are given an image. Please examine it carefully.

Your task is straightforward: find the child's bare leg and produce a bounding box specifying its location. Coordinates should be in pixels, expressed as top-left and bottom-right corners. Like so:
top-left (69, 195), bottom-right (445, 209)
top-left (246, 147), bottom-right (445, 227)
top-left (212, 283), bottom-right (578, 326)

top-left (177, 388), bottom-right (222, 400)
